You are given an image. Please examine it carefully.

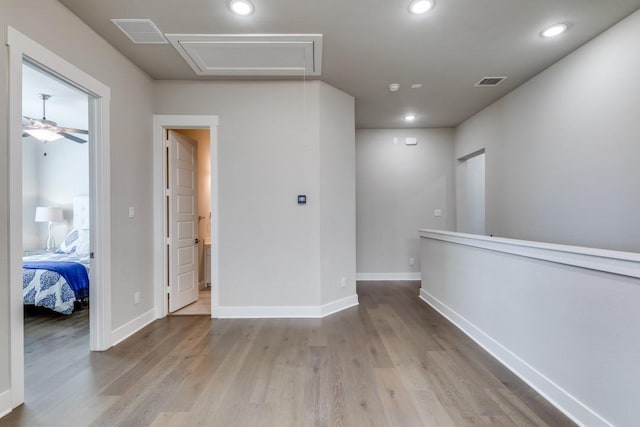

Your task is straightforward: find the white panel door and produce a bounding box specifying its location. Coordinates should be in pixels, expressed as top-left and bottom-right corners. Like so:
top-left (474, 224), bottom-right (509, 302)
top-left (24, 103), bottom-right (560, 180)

top-left (168, 130), bottom-right (199, 312)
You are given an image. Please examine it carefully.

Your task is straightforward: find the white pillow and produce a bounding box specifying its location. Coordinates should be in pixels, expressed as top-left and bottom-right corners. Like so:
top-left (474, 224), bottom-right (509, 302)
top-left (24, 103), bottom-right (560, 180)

top-left (58, 229), bottom-right (90, 255)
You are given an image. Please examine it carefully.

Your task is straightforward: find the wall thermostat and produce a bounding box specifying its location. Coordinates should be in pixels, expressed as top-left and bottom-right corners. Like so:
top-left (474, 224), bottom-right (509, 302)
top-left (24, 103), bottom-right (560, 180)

top-left (298, 195), bottom-right (307, 204)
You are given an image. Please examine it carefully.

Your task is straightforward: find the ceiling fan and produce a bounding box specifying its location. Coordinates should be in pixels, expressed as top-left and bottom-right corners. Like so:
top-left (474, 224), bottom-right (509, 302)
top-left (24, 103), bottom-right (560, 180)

top-left (22, 93), bottom-right (88, 144)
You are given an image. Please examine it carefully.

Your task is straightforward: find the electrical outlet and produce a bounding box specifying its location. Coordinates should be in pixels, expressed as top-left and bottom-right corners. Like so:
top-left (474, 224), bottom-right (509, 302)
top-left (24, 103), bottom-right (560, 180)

top-left (409, 258), bottom-right (415, 266)
top-left (134, 291), bottom-right (141, 305)
top-left (340, 277), bottom-right (347, 288)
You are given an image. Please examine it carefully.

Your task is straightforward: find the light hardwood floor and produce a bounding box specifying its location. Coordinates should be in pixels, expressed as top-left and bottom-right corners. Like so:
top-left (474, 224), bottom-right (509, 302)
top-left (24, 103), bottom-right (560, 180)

top-left (171, 289), bottom-right (211, 316)
top-left (2, 282), bottom-right (574, 426)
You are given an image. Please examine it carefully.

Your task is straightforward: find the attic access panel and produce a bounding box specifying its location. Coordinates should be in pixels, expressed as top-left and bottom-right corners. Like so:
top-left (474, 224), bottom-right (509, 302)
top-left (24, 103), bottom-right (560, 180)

top-left (166, 34), bottom-right (323, 77)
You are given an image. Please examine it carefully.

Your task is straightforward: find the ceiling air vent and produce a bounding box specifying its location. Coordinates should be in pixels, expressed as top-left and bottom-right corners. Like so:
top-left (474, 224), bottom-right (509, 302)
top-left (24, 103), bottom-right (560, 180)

top-left (475, 77), bottom-right (507, 87)
top-left (165, 34), bottom-right (323, 77)
top-left (111, 19), bottom-right (168, 44)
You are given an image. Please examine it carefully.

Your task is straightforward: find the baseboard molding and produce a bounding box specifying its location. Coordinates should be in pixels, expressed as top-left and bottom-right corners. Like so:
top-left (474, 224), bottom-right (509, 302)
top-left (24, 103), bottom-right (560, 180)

top-left (356, 272), bottom-right (421, 281)
top-left (111, 308), bottom-right (156, 347)
top-left (215, 294), bottom-right (359, 319)
top-left (0, 390), bottom-right (11, 419)
top-left (322, 294), bottom-right (359, 317)
top-left (419, 288), bottom-right (612, 427)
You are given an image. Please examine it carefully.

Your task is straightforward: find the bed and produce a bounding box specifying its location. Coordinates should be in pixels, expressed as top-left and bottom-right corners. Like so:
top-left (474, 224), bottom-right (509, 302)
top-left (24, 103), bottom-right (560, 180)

top-left (23, 196), bottom-right (90, 315)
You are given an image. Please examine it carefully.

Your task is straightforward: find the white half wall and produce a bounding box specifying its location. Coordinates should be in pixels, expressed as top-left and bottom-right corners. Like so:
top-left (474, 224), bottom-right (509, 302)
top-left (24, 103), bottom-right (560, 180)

top-left (420, 230), bottom-right (640, 427)
top-left (455, 9), bottom-right (640, 252)
top-left (356, 128), bottom-right (455, 276)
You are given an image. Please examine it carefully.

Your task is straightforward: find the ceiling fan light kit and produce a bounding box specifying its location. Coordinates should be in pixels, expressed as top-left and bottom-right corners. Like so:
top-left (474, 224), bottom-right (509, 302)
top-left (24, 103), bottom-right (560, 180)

top-left (22, 93), bottom-right (88, 144)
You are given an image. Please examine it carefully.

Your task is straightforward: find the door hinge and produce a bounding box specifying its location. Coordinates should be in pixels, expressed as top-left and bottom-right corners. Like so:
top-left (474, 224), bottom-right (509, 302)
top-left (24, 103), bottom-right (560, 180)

top-left (165, 189), bottom-right (171, 197)
top-left (165, 237), bottom-right (172, 245)
top-left (167, 285), bottom-right (172, 294)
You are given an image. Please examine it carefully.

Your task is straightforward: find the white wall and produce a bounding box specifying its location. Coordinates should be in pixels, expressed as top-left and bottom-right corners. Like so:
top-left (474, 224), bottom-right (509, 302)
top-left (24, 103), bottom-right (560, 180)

top-left (319, 83), bottom-right (356, 305)
top-left (155, 80), bottom-right (356, 310)
top-left (0, 0), bottom-right (154, 399)
top-left (356, 129), bottom-right (455, 277)
top-left (22, 136), bottom-right (89, 250)
top-left (455, 9), bottom-right (640, 252)
top-left (420, 232), bottom-right (640, 427)
top-left (22, 139), bottom-right (40, 250)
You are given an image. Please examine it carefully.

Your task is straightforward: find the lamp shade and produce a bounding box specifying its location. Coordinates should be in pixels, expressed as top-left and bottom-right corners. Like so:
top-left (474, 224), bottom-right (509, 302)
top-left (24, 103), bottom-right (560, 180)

top-left (35, 206), bottom-right (63, 223)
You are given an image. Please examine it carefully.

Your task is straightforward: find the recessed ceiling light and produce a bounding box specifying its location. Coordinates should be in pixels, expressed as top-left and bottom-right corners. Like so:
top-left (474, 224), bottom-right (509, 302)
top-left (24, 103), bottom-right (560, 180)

top-left (541, 23), bottom-right (568, 38)
top-left (229, 0), bottom-right (254, 16)
top-left (389, 83), bottom-right (400, 92)
top-left (411, 83), bottom-right (423, 89)
top-left (408, 0), bottom-right (434, 15)
top-left (404, 114), bottom-right (416, 122)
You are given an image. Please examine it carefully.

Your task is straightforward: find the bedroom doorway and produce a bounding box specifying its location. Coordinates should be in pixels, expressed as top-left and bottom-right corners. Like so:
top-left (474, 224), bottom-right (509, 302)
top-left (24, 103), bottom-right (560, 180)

top-left (8, 27), bottom-right (112, 409)
top-left (21, 63), bottom-right (92, 406)
top-left (153, 116), bottom-right (219, 319)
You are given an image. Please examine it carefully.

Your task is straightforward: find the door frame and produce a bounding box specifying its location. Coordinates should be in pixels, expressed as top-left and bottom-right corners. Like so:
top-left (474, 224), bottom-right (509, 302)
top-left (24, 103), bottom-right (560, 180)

top-left (7, 27), bottom-right (112, 408)
top-left (152, 115), bottom-right (219, 318)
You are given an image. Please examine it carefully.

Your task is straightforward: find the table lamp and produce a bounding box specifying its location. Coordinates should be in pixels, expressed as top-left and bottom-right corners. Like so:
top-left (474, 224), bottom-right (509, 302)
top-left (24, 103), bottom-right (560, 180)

top-left (35, 206), bottom-right (64, 251)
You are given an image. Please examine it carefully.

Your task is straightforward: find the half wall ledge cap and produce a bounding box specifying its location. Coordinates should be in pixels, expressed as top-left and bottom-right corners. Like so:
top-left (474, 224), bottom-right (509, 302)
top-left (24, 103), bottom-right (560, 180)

top-left (419, 229), bottom-right (640, 279)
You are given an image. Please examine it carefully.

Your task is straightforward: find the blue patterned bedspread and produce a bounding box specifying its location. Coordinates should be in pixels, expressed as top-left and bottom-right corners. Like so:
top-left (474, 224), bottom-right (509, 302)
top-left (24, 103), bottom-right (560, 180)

top-left (23, 253), bottom-right (90, 315)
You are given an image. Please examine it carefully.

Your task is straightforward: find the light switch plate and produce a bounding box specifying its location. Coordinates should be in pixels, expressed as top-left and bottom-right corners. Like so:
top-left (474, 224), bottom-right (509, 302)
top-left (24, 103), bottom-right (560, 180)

top-left (129, 207), bottom-right (135, 218)
top-left (434, 209), bottom-right (442, 217)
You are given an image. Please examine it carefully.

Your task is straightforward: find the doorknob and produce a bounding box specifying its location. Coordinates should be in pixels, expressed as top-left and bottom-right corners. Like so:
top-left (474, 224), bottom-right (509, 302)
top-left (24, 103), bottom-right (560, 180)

top-left (194, 238), bottom-right (200, 244)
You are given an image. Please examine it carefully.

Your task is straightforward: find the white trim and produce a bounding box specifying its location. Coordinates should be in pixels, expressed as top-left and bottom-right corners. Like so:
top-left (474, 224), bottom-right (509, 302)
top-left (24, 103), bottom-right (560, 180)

top-left (321, 294), bottom-right (359, 317)
top-left (419, 229), bottom-right (640, 279)
top-left (356, 272), bottom-right (421, 281)
top-left (419, 288), bottom-right (612, 427)
top-left (216, 305), bottom-right (324, 319)
top-left (110, 309), bottom-right (157, 346)
top-left (153, 115), bottom-right (220, 320)
top-left (7, 27), bottom-right (112, 409)
top-left (216, 294), bottom-right (359, 319)
top-left (0, 390), bottom-right (11, 418)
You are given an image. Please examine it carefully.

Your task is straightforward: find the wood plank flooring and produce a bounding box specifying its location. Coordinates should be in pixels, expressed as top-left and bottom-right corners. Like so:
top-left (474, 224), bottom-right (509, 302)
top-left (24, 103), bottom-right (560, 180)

top-left (1, 282), bottom-right (575, 426)
top-left (171, 289), bottom-right (211, 316)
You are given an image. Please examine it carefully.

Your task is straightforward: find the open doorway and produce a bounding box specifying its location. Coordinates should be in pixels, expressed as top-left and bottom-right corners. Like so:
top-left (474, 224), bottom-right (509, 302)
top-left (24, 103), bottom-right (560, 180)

top-left (21, 63), bottom-right (92, 404)
top-left (8, 27), bottom-right (112, 409)
top-left (456, 149), bottom-right (486, 235)
top-left (167, 129), bottom-right (212, 316)
top-left (152, 115), bottom-right (219, 319)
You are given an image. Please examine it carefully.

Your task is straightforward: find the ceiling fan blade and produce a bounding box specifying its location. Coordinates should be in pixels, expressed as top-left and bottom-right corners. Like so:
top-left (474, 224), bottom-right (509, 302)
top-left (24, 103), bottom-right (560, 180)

top-left (57, 127), bottom-right (89, 135)
top-left (59, 132), bottom-right (87, 144)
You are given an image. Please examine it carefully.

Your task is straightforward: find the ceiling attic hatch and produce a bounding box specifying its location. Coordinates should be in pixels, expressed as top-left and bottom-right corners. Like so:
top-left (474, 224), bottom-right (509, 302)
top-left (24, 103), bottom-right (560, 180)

top-left (165, 34), bottom-right (323, 76)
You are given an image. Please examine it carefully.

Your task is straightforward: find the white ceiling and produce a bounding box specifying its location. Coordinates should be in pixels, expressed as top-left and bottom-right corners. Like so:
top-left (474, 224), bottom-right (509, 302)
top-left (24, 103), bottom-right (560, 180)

top-left (22, 63), bottom-right (89, 131)
top-left (58, 0), bottom-right (640, 128)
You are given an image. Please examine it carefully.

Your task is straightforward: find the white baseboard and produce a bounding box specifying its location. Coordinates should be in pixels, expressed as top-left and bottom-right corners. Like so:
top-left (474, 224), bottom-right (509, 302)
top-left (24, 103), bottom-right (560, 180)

top-left (356, 272), bottom-right (421, 281)
top-left (214, 294), bottom-right (359, 319)
top-left (322, 294), bottom-right (359, 317)
top-left (111, 308), bottom-right (156, 347)
top-left (419, 288), bottom-right (611, 427)
top-left (0, 390), bottom-right (11, 419)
